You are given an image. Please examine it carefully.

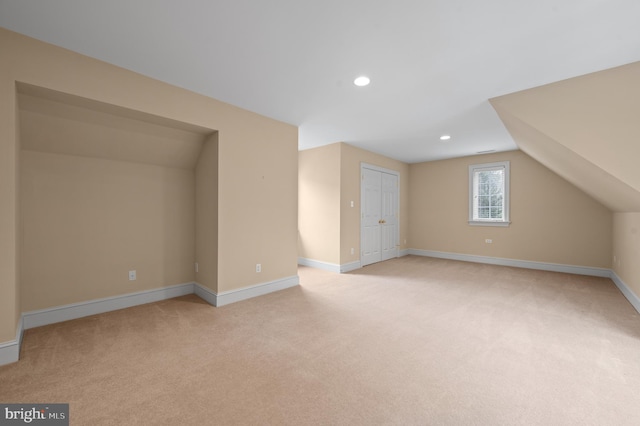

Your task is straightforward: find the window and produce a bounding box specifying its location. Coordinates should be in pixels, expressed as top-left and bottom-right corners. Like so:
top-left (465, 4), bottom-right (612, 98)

top-left (469, 161), bottom-right (510, 226)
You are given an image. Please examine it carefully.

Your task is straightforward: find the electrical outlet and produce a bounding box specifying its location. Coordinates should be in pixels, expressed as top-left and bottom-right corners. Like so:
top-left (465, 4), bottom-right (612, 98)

top-left (129, 270), bottom-right (136, 281)
top-left (256, 263), bottom-right (261, 273)
top-left (195, 262), bottom-right (199, 273)
top-left (485, 239), bottom-right (493, 244)
top-left (350, 248), bottom-right (354, 255)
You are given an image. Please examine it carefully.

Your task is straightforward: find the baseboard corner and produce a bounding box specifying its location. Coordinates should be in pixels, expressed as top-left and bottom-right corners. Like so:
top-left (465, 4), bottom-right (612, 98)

top-left (0, 320), bottom-right (23, 367)
top-left (610, 271), bottom-right (640, 314)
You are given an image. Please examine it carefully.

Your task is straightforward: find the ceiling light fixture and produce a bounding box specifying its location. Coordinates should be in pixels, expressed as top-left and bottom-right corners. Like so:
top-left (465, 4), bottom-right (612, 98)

top-left (354, 76), bottom-right (370, 87)
top-left (440, 135), bottom-right (451, 141)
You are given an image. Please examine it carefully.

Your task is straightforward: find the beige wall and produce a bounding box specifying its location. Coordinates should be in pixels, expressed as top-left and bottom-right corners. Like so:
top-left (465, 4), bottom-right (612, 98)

top-left (0, 63), bottom-right (19, 343)
top-left (298, 143), bottom-right (341, 264)
top-left (298, 142), bottom-right (409, 266)
top-left (409, 150), bottom-right (612, 268)
top-left (340, 143), bottom-right (410, 265)
top-left (20, 151), bottom-right (196, 311)
top-left (490, 62), bottom-right (640, 301)
top-left (15, 92), bottom-right (21, 338)
top-left (492, 62), bottom-right (640, 196)
top-left (195, 133), bottom-right (219, 292)
top-left (216, 120), bottom-right (298, 291)
top-left (613, 213), bottom-right (640, 297)
top-left (489, 110), bottom-right (640, 212)
top-left (0, 28), bottom-right (298, 345)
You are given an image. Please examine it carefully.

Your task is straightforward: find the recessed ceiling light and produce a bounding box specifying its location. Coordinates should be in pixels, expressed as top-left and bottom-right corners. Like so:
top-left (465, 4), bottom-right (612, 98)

top-left (354, 76), bottom-right (370, 87)
top-left (440, 135), bottom-right (451, 141)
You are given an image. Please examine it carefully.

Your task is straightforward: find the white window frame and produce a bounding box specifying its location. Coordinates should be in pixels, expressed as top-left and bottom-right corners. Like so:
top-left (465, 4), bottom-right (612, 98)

top-left (468, 161), bottom-right (510, 227)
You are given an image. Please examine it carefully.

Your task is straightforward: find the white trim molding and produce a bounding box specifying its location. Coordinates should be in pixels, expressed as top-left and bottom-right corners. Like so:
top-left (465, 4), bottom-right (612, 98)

top-left (408, 250), bottom-right (639, 313)
top-left (469, 160), bottom-right (510, 227)
top-left (22, 282), bottom-right (195, 330)
top-left (610, 271), bottom-right (640, 314)
top-left (340, 261), bottom-right (361, 273)
top-left (298, 257), bottom-right (362, 273)
top-left (195, 275), bottom-right (300, 307)
top-left (407, 249), bottom-right (610, 277)
top-left (0, 321), bottom-right (24, 366)
top-left (1, 274), bottom-right (303, 366)
top-left (298, 258), bottom-right (341, 273)
top-left (194, 283), bottom-right (217, 306)
top-left (399, 249), bottom-right (410, 257)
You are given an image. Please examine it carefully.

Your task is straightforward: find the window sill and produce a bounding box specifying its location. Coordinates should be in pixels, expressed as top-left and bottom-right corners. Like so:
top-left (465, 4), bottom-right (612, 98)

top-left (468, 221), bottom-right (511, 227)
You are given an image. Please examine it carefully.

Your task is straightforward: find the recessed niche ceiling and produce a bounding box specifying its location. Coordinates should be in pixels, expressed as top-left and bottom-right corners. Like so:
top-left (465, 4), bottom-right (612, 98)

top-left (17, 83), bottom-right (215, 169)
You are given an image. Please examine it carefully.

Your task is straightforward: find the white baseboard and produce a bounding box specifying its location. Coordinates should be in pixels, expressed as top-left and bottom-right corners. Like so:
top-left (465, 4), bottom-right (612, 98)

top-left (22, 282), bottom-right (195, 330)
top-left (340, 261), bottom-right (361, 273)
top-left (298, 257), bottom-right (341, 273)
top-left (407, 249), bottom-right (610, 277)
top-left (298, 257), bottom-right (362, 273)
top-left (399, 249), bottom-right (410, 257)
top-left (610, 271), bottom-right (640, 314)
top-left (194, 283), bottom-right (217, 306)
top-left (195, 275), bottom-right (300, 307)
top-left (0, 320), bottom-right (23, 366)
top-left (1, 273), bottom-right (303, 366)
top-left (409, 249), bottom-right (640, 314)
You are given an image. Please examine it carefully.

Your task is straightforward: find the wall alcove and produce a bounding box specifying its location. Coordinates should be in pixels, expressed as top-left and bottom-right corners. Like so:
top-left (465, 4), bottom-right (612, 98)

top-left (17, 82), bottom-right (218, 313)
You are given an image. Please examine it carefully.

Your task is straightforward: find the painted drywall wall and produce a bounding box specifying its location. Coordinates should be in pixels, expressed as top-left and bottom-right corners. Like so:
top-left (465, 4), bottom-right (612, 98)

top-left (20, 150), bottom-right (196, 311)
top-left (409, 150), bottom-right (612, 268)
top-left (340, 143), bottom-right (409, 265)
top-left (18, 88), bottom-right (208, 169)
top-left (490, 62), bottom-right (640, 304)
top-left (613, 213), bottom-right (640, 298)
top-left (489, 110), bottom-right (640, 212)
top-left (298, 143), bottom-right (341, 265)
top-left (0, 28), bottom-right (297, 345)
top-left (0, 64), bottom-right (19, 343)
top-left (298, 142), bottom-right (409, 267)
top-left (195, 133), bottom-right (219, 292)
top-left (490, 61), bottom-right (640, 212)
top-left (216, 119), bottom-right (298, 291)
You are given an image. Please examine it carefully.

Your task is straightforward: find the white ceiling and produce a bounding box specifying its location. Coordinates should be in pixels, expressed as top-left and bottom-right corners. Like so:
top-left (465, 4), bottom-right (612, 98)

top-left (1, 0), bottom-right (639, 163)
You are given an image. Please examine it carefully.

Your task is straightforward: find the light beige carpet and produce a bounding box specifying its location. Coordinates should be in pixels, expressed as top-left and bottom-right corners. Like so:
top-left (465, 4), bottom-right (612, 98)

top-left (1, 256), bottom-right (639, 425)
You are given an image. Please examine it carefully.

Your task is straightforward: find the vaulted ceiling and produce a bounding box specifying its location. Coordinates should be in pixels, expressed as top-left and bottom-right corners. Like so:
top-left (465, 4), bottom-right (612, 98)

top-left (491, 62), bottom-right (640, 212)
top-left (1, 0), bottom-right (639, 163)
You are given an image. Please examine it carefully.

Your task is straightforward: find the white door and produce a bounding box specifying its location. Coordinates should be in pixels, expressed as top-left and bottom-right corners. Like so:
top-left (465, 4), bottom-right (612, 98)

top-left (361, 168), bottom-right (382, 266)
top-left (380, 172), bottom-right (398, 262)
top-left (361, 166), bottom-right (399, 266)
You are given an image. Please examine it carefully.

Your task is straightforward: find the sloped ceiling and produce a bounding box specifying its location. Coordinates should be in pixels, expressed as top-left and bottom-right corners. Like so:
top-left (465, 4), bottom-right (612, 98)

top-left (490, 62), bottom-right (640, 212)
top-left (18, 83), bottom-right (213, 169)
top-left (2, 1), bottom-right (640, 163)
